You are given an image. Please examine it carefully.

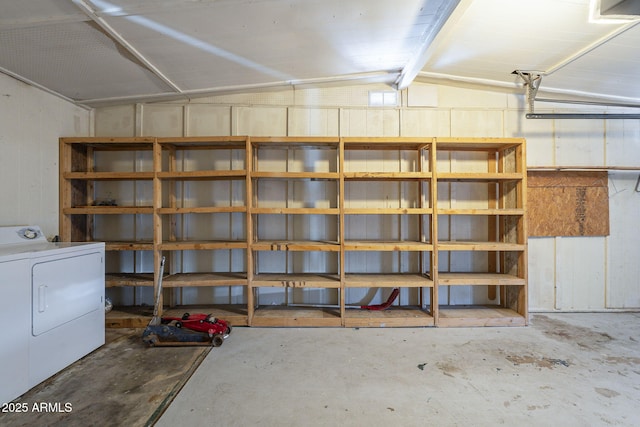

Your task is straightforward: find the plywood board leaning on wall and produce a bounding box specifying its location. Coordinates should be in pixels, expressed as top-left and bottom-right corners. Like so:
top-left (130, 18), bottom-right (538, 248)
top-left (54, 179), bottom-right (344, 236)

top-left (527, 171), bottom-right (609, 237)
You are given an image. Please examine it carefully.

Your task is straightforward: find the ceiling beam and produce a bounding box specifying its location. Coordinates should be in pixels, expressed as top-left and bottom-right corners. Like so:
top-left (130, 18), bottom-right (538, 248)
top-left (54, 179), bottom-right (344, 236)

top-left (0, 66), bottom-right (92, 110)
top-left (89, 0), bottom-right (238, 18)
top-left (78, 71), bottom-right (398, 107)
top-left (418, 70), bottom-right (640, 107)
top-left (71, 0), bottom-right (183, 94)
top-left (394, 0), bottom-right (461, 90)
top-left (0, 14), bottom-right (88, 31)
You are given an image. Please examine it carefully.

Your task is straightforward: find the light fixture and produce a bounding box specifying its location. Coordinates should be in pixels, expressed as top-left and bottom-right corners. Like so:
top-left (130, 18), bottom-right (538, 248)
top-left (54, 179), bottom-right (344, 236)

top-left (589, 0), bottom-right (640, 24)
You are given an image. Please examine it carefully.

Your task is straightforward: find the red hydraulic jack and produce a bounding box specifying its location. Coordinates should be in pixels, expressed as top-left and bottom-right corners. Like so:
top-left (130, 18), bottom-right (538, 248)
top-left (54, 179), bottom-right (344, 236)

top-left (142, 257), bottom-right (232, 347)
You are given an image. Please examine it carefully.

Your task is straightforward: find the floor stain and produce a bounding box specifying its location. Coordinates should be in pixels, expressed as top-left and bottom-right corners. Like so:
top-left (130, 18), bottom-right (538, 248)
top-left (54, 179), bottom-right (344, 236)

top-left (603, 356), bottom-right (640, 366)
top-left (506, 355), bottom-right (570, 369)
top-left (595, 387), bottom-right (620, 398)
top-left (527, 404), bottom-right (551, 411)
top-left (436, 362), bottom-right (463, 377)
top-left (532, 315), bottom-right (614, 350)
top-left (417, 363), bottom-right (427, 371)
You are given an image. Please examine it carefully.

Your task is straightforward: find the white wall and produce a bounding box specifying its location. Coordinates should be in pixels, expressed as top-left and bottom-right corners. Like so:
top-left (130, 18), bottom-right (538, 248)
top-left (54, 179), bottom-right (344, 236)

top-left (0, 73), bottom-right (91, 238)
top-left (93, 82), bottom-right (640, 311)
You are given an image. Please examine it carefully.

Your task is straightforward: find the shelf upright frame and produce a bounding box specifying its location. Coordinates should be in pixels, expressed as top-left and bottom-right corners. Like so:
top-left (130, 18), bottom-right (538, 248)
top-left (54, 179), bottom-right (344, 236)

top-left (152, 137), bottom-right (163, 315)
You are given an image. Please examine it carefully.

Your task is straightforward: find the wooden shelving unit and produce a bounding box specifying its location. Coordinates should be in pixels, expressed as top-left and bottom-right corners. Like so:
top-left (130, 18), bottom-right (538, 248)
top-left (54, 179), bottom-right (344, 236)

top-left (434, 137), bottom-right (527, 326)
top-left (153, 136), bottom-right (250, 325)
top-left (60, 136), bottom-right (527, 327)
top-left (249, 137), bottom-right (342, 326)
top-left (341, 137), bottom-right (435, 327)
top-left (59, 137), bottom-right (156, 294)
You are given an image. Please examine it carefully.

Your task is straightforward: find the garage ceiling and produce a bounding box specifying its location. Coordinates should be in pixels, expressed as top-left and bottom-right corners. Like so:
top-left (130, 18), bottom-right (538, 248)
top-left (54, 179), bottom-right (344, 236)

top-left (1, 0), bottom-right (639, 108)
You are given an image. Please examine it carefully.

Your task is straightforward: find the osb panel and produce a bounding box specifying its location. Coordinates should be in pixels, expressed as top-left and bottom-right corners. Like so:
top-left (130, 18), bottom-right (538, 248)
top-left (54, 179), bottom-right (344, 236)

top-left (528, 171), bottom-right (609, 237)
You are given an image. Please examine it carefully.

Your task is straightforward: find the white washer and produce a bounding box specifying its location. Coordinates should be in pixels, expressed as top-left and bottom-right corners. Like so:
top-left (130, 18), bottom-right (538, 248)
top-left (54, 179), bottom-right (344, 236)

top-left (0, 226), bottom-right (105, 405)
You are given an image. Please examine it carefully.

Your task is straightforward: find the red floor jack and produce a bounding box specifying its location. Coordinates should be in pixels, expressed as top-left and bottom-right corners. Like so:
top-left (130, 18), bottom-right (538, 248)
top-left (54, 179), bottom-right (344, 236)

top-left (142, 257), bottom-right (232, 347)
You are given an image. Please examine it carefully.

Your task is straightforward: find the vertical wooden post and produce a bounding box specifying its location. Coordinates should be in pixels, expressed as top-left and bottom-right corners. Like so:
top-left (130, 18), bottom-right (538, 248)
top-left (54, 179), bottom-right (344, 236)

top-left (167, 142), bottom-right (177, 307)
top-left (430, 138), bottom-right (439, 325)
top-left (246, 136), bottom-right (254, 325)
top-left (516, 142), bottom-right (528, 323)
top-left (338, 138), bottom-right (345, 325)
top-left (487, 149), bottom-right (498, 301)
top-left (418, 144), bottom-right (424, 309)
top-left (152, 138), bottom-right (163, 315)
top-left (58, 139), bottom-right (71, 241)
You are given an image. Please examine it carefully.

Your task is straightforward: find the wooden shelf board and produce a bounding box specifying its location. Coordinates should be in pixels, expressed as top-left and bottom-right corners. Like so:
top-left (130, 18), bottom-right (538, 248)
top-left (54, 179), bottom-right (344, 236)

top-left (106, 305), bottom-right (248, 328)
top-left (61, 137), bottom-right (155, 145)
top-left (344, 208), bottom-right (432, 214)
top-left (157, 170), bottom-right (246, 180)
top-left (342, 137), bottom-right (432, 151)
top-left (437, 208), bottom-right (524, 216)
top-left (435, 138), bottom-right (523, 150)
top-left (159, 241), bottom-right (248, 250)
top-left (163, 305), bottom-right (248, 326)
top-left (252, 241), bottom-right (341, 251)
top-left (64, 172), bottom-right (154, 180)
top-left (252, 273), bottom-right (341, 288)
top-left (65, 206), bottom-right (154, 214)
top-left (163, 272), bottom-right (247, 287)
top-left (438, 272), bottom-right (525, 286)
top-left (157, 206), bottom-right (247, 214)
top-left (437, 173), bottom-right (522, 181)
top-left (106, 241), bottom-right (154, 251)
top-left (106, 273), bottom-right (154, 287)
top-left (252, 207), bottom-right (339, 215)
top-left (251, 137), bottom-right (340, 147)
top-left (437, 241), bottom-right (525, 251)
top-left (105, 308), bottom-right (152, 328)
top-left (345, 273), bottom-right (434, 287)
top-left (344, 306), bottom-right (434, 327)
top-left (343, 172), bottom-right (431, 180)
top-left (344, 241), bottom-right (433, 251)
top-left (157, 136), bottom-right (247, 148)
top-left (251, 171), bottom-right (339, 179)
top-left (438, 305), bottom-right (527, 327)
top-left (251, 306), bottom-right (342, 327)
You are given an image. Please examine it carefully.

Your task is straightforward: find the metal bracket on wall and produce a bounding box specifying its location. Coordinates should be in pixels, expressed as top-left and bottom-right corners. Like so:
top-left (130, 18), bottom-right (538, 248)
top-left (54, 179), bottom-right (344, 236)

top-left (513, 70), bottom-right (542, 114)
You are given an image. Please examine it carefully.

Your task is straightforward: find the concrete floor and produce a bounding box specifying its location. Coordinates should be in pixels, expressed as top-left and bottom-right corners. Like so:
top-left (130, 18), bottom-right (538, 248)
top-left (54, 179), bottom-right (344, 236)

top-left (157, 313), bottom-right (640, 427)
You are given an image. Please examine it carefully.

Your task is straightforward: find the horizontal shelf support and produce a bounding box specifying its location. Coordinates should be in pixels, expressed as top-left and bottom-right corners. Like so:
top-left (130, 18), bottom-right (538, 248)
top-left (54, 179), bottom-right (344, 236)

top-left (252, 241), bottom-right (341, 251)
top-left (437, 242), bottom-right (526, 251)
top-left (344, 241), bottom-right (433, 251)
top-left (252, 208), bottom-right (339, 214)
top-left (64, 172), bottom-right (154, 180)
top-left (438, 272), bottom-right (525, 286)
top-left (344, 208), bottom-right (433, 214)
top-left (64, 206), bottom-right (154, 214)
top-left (159, 241), bottom-right (248, 250)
